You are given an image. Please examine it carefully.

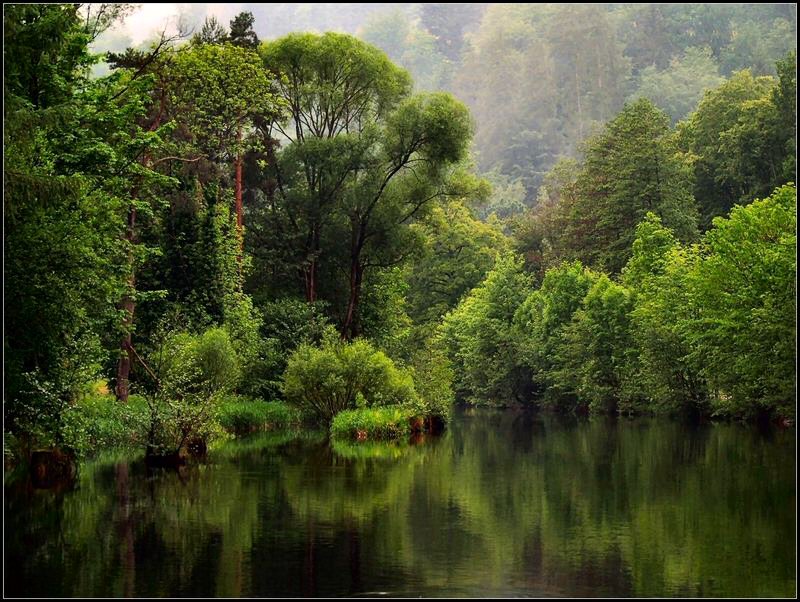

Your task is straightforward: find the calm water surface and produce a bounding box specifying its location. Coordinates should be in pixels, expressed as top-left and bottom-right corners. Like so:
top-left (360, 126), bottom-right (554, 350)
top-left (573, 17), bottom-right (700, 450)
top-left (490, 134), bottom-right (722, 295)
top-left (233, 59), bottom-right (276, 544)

top-left (4, 408), bottom-right (796, 597)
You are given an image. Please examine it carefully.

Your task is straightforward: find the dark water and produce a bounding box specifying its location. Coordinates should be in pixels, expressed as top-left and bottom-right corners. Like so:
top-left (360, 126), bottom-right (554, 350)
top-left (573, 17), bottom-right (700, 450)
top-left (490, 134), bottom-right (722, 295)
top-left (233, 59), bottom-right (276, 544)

top-left (4, 408), bottom-right (797, 597)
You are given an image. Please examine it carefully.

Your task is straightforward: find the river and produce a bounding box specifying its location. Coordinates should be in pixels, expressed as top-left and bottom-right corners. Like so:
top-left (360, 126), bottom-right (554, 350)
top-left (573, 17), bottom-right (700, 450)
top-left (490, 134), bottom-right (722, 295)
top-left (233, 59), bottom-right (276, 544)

top-left (4, 407), bottom-right (796, 597)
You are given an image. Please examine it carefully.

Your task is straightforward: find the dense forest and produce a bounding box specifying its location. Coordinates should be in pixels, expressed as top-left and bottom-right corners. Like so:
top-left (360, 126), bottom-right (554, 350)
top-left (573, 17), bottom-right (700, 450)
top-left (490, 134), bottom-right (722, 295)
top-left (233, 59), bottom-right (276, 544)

top-left (3, 4), bottom-right (797, 466)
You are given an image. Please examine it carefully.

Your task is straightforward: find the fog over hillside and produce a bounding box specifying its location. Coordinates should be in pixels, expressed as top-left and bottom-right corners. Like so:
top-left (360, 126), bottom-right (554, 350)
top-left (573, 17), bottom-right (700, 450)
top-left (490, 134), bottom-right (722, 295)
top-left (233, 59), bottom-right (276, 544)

top-left (94, 3), bottom-right (796, 204)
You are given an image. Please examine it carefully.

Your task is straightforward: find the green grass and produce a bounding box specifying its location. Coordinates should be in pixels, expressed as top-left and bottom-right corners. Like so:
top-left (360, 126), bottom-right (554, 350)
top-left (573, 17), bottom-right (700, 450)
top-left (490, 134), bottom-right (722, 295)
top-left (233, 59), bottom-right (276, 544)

top-left (215, 397), bottom-right (303, 434)
top-left (330, 405), bottom-right (418, 441)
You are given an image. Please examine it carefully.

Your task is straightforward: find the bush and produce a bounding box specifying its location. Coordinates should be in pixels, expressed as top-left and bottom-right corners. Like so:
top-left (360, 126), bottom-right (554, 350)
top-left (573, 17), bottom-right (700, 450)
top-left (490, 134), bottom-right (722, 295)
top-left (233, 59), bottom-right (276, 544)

top-left (146, 327), bottom-right (241, 456)
top-left (240, 298), bottom-right (332, 399)
top-left (216, 397), bottom-right (302, 434)
top-left (330, 405), bottom-right (416, 440)
top-left (222, 292), bottom-right (276, 399)
top-left (61, 394), bottom-right (149, 458)
top-left (282, 336), bottom-right (418, 424)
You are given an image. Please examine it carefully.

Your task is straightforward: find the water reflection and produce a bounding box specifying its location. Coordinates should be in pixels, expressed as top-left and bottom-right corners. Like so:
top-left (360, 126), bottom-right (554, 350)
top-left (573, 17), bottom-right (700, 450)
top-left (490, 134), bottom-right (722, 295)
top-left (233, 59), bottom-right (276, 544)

top-left (4, 409), bottom-right (796, 597)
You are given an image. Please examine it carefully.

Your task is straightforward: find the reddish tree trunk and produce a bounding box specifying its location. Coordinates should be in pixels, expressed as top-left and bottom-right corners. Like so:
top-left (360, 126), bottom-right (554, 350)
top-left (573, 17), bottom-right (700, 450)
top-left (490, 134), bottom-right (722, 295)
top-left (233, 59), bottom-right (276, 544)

top-left (235, 127), bottom-right (244, 235)
top-left (235, 154), bottom-right (243, 230)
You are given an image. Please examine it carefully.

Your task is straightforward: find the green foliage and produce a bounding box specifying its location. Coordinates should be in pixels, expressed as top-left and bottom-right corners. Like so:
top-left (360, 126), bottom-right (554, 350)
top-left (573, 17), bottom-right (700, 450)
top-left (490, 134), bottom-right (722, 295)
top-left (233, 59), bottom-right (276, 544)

top-left (552, 276), bottom-right (638, 414)
top-left (242, 298), bottom-right (333, 398)
top-left (255, 32), bottom-right (473, 338)
top-left (455, 4), bottom-right (630, 199)
top-left (624, 217), bottom-right (710, 415)
top-left (772, 52), bottom-right (796, 184)
top-left (170, 42), bottom-right (283, 160)
top-left (621, 212), bottom-right (681, 289)
top-left (192, 16), bottom-right (228, 46)
top-left (61, 394), bottom-right (149, 458)
top-left (407, 341), bottom-right (455, 422)
top-left (686, 185), bottom-right (796, 419)
top-left (630, 46), bottom-right (725, 123)
top-left (358, 267), bottom-right (414, 358)
top-left (146, 327), bottom-right (241, 455)
top-left (159, 327), bottom-right (241, 402)
top-left (677, 68), bottom-right (793, 227)
top-left (215, 398), bottom-right (302, 434)
top-left (360, 9), bottom-right (450, 91)
top-left (330, 405), bottom-right (415, 440)
top-left (441, 253), bottom-right (534, 405)
top-left (138, 188), bottom-right (242, 336)
top-left (407, 196), bottom-right (509, 324)
top-left (564, 98), bottom-right (699, 273)
top-left (3, 4), bottom-right (167, 444)
top-left (282, 336), bottom-right (419, 424)
top-left (514, 261), bottom-right (600, 410)
top-left (228, 12), bottom-right (260, 49)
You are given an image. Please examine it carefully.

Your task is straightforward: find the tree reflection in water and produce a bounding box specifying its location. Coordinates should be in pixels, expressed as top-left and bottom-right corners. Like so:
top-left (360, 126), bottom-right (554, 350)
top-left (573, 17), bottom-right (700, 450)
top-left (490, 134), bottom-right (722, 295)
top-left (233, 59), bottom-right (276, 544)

top-left (4, 409), bottom-right (796, 597)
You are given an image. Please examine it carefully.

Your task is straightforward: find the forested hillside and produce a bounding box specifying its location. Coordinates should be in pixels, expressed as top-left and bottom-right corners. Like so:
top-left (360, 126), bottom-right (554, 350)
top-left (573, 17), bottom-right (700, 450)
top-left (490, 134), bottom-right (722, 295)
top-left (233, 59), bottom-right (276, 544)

top-left (3, 4), bottom-right (796, 464)
top-left (359, 3), bottom-right (796, 203)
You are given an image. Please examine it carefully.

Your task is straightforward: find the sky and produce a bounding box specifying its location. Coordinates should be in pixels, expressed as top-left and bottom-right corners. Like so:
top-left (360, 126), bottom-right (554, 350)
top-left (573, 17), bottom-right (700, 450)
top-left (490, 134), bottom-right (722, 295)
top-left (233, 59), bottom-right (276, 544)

top-left (98, 3), bottom-right (243, 46)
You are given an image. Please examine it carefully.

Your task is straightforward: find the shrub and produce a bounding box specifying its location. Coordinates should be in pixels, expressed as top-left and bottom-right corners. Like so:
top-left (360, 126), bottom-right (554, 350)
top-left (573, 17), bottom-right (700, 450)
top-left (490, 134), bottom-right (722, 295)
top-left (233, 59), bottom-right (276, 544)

top-left (282, 336), bottom-right (418, 423)
top-left (146, 327), bottom-right (241, 456)
top-left (330, 405), bottom-right (415, 440)
top-left (242, 298), bottom-right (332, 399)
top-left (222, 292), bottom-right (276, 399)
top-left (216, 397), bottom-right (302, 434)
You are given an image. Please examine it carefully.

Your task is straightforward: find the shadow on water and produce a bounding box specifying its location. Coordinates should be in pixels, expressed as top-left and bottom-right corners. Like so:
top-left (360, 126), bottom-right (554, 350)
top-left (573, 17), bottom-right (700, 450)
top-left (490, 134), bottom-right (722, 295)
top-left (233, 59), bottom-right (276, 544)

top-left (4, 409), bottom-right (796, 597)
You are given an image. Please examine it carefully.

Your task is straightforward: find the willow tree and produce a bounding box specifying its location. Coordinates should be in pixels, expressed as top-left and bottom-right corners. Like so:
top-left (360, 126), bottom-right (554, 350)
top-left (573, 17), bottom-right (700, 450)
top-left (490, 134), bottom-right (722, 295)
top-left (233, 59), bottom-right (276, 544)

top-left (259, 33), bottom-right (472, 337)
top-left (259, 32), bottom-right (413, 304)
top-left (338, 92), bottom-right (472, 338)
